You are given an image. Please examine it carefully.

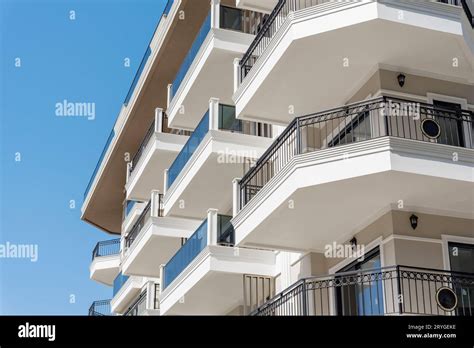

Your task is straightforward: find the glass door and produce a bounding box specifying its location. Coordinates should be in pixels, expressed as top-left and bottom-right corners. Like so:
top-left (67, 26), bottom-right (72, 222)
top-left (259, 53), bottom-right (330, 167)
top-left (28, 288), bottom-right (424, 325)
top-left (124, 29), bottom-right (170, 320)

top-left (433, 100), bottom-right (465, 147)
top-left (336, 247), bottom-right (384, 315)
top-left (448, 242), bottom-right (474, 315)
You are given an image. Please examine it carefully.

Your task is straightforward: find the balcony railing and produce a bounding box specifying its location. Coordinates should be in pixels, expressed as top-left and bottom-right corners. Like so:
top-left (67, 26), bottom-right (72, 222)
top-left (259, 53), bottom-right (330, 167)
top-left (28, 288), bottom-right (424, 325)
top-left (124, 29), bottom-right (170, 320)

top-left (84, 129), bottom-right (115, 199)
top-left (167, 104), bottom-right (272, 189)
top-left (252, 265), bottom-right (474, 316)
top-left (91, 239), bottom-right (121, 261)
top-left (113, 273), bottom-right (130, 296)
top-left (88, 299), bottom-right (112, 316)
top-left (163, 214), bottom-right (235, 289)
top-left (239, 0), bottom-right (473, 82)
top-left (163, 219), bottom-right (208, 289)
top-left (239, 96), bottom-right (474, 209)
top-left (124, 291), bottom-right (147, 316)
top-left (167, 110), bottom-right (210, 189)
top-left (172, 11), bottom-right (212, 98)
top-left (125, 195), bottom-right (164, 249)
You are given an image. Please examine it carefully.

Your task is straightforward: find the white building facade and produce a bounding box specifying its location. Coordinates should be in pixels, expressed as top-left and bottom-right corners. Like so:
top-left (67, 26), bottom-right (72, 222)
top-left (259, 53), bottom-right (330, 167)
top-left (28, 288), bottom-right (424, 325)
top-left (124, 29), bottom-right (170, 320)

top-left (85, 0), bottom-right (474, 317)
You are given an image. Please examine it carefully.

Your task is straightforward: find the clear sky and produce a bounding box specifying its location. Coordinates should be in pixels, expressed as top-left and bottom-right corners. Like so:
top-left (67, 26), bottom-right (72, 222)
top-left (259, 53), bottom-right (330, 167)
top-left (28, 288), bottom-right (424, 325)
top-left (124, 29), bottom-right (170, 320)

top-left (0, 0), bottom-right (166, 315)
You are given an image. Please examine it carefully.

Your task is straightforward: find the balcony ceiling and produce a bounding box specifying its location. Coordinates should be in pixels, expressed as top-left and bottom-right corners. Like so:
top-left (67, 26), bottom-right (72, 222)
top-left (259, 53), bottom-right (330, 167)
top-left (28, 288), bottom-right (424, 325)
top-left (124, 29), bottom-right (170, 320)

top-left (235, 2), bottom-right (474, 124)
top-left (81, 0), bottom-right (212, 234)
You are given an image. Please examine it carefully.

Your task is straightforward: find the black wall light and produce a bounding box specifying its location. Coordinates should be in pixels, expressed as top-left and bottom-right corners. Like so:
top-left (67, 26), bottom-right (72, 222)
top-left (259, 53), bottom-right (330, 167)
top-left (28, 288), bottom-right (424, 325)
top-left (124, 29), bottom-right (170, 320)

top-left (398, 73), bottom-right (406, 88)
top-left (410, 214), bottom-right (419, 230)
top-left (350, 237), bottom-right (357, 250)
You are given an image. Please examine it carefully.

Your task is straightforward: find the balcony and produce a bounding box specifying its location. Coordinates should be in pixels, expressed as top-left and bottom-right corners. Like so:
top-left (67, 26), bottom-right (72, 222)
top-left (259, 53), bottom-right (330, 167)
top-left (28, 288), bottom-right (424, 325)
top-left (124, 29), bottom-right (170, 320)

top-left (110, 274), bottom-right (158, 314)
top-left (125, 109), bottom-right (190, 201)
top-left (159, 209), bottom-right (276, 315)
top-left (123, 282), bottom-right (160, 316)
top-left (88, 300), bottom-right (112, 316)
top-left (252, 265), bottom-right (474, 316)
top-left (167, 2), bottom-right (267, 130)
top-left (81, 0), bottom-right (212, 234)
top-left (90, 239), bottom-right (121, 286)
top-left (164, 99), bottom-right (273, 219)
top-left (233, 97), bottom-right (474, 250)
top-left (121, 191), bottom-right (202, 277)
top-left (234, 0), bottom-right (474, 124)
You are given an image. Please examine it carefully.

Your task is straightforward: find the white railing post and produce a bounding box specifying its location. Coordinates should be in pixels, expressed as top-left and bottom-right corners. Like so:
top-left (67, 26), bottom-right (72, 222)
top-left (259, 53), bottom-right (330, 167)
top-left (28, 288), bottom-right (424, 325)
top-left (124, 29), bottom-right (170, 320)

top-left (155, 108), bottom-right (164, 133)
top-left (209, 97), bottom-right (220, 131)
top-left (211, 0), bottom-right (221, 29)
top-left (159, 265), bottom-right (165, 293)
top-left (233, 58), bottom-right (241, 92)
top-left (145, 281), bottom-right (154, 311)
top-left (167, 83), bottom-right (173, 108)
top-left (232, 178), bottom-right (241, 217)
top-left (207, 208), bottom-right (219, 246)
top-left (150, 190), bottom-right (161, 218)
top-left (126, 162), bottom-right (132, 183)
top-left (163, 169), bottom-right (169, 195)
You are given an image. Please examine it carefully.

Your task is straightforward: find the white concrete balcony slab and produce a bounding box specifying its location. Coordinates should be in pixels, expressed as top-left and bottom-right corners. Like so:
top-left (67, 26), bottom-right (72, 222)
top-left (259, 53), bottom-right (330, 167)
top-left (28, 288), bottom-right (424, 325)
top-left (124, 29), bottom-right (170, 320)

top-left (163, 99), bottom-right (274, 219)
top-left (90, 239), bottom-right (121, 286)
top-left (159, 210), bottom-right (276, 315)
top-left (111, 274), bottom-right (157, 315)
top-left (125, 109), bottom-right (189, 201)
top-left (236, 0), bottom-right (277, 13)
top-left (234, 0), bottom-right (474, 125)
top-left (122, 192), bottom-right (202, 277)
top-left (233, 120), bottom-right (474, 252)
top-left (167, 2), bottom-right (266, 130)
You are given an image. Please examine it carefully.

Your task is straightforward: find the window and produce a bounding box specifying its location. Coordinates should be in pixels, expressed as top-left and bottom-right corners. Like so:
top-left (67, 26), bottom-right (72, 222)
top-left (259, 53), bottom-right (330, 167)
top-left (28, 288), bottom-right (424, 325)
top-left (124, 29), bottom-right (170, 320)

top-left (448, 242), bottom-right (474, 315)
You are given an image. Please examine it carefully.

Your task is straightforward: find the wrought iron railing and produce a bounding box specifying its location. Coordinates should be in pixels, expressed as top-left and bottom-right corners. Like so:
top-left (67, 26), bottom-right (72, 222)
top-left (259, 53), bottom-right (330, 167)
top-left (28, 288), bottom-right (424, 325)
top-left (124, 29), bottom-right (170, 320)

top-left (239, 0), bottom-right (473, 82)
top-left (88, 299), bottom-right (112, 316)
top-left (239, 96), bottom-right (474, 209)
top-left (129, 119), bottom-right (157, 176)
top-left (125, 196), bottom-right (163, 249)
top-left (92, 239), bottom-right (121, 261)
top-left (252, 265), bottom-right (474, 316)
top-left (124, 291), bottom-right (148, 316)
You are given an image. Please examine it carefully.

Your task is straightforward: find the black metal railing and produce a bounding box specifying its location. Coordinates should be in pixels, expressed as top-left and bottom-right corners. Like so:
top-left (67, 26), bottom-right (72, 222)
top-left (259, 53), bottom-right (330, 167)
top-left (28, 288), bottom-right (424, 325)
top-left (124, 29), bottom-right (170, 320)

top-left (239, 96), bottom-right (473, 208)
top-left (239, 0), bottom-right (473, 81)
top-left (91, 239), bottom-right (121, 261)
top-left (252, 265), bottom-right (474, 316)
top-left (88, 300), bottom-right (112, 316)
top-left (124, 291), bottom-right (148, 316)
top-left (125, 195), bottom-right (164, 249)
top-left (129, 119), bottom-right (157, 176)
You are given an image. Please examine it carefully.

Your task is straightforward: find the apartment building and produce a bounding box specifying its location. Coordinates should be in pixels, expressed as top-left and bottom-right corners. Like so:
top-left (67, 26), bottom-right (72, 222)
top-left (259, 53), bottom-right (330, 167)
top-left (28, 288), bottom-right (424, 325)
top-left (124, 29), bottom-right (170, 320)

top-left (84, 0), bottom-right (474, 317)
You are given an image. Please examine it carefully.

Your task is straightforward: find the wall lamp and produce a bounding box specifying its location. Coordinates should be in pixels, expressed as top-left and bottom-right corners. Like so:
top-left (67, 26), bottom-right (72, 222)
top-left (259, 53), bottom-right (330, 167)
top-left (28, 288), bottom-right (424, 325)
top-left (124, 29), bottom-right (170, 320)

top-left (410, 214), bottom-right (419, 230)
top-left (398, 73), bottom-right (406, 88)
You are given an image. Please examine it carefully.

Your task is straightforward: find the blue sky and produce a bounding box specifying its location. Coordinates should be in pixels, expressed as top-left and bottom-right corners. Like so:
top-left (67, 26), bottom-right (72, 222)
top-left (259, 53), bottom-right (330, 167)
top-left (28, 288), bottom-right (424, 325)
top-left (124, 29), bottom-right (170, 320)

top-left (0, 0), bottom-right (166, 315)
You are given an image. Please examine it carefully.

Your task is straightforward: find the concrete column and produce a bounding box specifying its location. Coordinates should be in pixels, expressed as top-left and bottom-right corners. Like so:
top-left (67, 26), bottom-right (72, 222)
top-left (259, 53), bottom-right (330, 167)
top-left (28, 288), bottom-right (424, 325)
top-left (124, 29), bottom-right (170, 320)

top-left (233, 58), bottom-right (241, 92)
top-left (210, 0), bottom-right (221, 29)
top-left (150, 190), bottom-right (161, 218)
top-left (159, 265), bottom-right (165, 293)
top-left (155, 108), bottom-right (164, 133)
top-left (232, 178), bottom-right (241, 217)
top-left (163, 169), bottom-right (169, 195)
top-left (208, 97), bottom-right (220, 131)
top-left (207, 208), bottom-right (219, 246)
top-left (167, 83), bottom-right (173, 108)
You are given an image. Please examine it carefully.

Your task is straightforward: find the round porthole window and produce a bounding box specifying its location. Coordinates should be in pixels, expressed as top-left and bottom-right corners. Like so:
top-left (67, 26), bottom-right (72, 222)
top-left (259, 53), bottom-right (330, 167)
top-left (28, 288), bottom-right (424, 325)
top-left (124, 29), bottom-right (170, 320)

top-left (436, 287), bottom-right (457, 312)
top-left (421, 119), bottom-right (441, 139)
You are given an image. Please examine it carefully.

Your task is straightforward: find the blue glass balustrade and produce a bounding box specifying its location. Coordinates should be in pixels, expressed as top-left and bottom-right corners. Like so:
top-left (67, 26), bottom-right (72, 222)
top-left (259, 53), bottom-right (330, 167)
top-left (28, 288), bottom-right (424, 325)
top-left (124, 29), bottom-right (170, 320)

top-left (171, 11), bottom-right (211, 98)
top-left (167, 111), bottom-right (209, 189)
top-left (113, 273), bottom-right (130, 296)
top-left (163, 219), bottom-right (208, 289)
